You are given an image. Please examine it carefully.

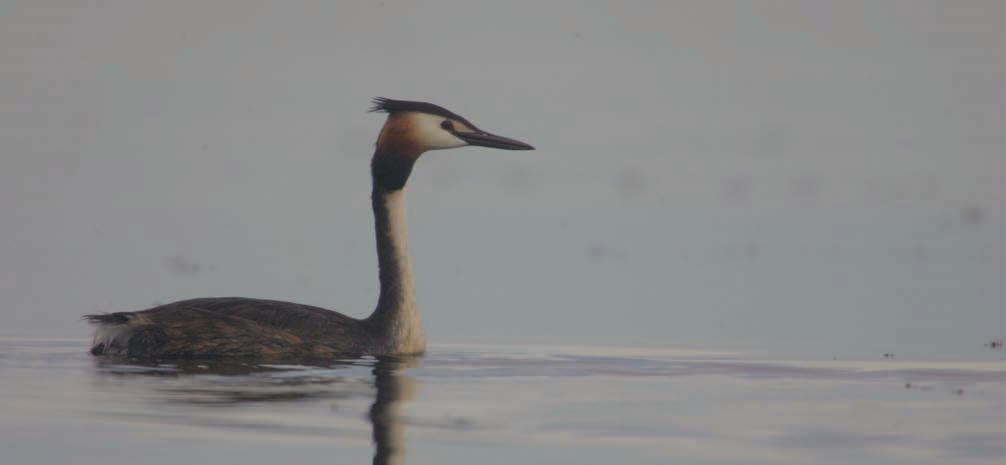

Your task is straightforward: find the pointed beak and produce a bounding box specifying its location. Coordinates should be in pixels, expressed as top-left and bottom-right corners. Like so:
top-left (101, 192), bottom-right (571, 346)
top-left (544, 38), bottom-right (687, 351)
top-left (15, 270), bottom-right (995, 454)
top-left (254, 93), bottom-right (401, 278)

top-left (456, 130), bottom-right (534, 150)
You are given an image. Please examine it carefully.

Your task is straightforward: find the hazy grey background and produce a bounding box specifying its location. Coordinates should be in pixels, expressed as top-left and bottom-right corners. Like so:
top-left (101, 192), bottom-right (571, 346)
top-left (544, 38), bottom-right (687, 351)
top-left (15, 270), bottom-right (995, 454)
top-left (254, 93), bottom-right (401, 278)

top-left (1, 1), bottom-right (1002, 359)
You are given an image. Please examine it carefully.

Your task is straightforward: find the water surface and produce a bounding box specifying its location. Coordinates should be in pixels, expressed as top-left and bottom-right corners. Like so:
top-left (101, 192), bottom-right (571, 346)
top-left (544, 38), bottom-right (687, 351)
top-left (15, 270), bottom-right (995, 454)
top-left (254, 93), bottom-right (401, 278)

top-left (0, 338), bottom-right (1003, 465)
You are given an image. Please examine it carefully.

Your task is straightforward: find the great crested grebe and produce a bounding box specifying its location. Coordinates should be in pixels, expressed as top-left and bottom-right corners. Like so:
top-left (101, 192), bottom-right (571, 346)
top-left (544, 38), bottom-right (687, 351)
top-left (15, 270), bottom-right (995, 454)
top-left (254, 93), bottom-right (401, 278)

top-left (85, 98), bottom-right (533, 358)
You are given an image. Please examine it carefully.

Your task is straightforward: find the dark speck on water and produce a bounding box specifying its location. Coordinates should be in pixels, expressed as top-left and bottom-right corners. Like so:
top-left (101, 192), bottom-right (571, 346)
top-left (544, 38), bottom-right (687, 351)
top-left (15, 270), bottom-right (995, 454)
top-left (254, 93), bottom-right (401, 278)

top-left (742, 240), bottom-right (761, 258)
top-left (961, 205), bottom-right (983, 226)
top-left (163, 256), bottom-right (202, 276)
top-left (614, 168), bottom-right (649, 197)
top-left (0, 338), bottom-right (1003, 465)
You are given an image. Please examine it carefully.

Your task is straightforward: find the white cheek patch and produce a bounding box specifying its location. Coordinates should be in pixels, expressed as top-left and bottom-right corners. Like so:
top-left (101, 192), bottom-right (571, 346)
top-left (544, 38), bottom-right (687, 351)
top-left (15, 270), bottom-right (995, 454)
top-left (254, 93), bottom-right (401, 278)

top-left (410, 113), bottom-right (467, 150)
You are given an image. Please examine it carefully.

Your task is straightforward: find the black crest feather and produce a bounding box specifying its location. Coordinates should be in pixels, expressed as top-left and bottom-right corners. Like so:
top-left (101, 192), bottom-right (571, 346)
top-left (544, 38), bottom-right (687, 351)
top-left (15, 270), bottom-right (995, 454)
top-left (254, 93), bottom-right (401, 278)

top-left (369, 97), bottom-right (477, 129)
top-left (83, 312), bottom-right (136, 325)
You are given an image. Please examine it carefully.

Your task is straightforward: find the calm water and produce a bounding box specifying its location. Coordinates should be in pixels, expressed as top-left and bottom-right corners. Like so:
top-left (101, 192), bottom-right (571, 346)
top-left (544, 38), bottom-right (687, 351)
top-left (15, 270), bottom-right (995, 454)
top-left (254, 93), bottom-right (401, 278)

top-left (0, 338), bottom-right (1003, 465)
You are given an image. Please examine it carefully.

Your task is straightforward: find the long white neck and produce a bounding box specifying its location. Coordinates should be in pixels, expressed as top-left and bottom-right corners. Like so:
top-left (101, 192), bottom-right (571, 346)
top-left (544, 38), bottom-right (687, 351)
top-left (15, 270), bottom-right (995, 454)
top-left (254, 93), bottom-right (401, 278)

top-left (365, 186), bottom-right (425, 353)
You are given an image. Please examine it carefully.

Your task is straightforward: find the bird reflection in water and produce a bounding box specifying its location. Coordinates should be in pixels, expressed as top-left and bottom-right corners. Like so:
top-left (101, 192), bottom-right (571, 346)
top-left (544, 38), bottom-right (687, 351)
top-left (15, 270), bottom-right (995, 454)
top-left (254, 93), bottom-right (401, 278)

top-left (91, 355), bottom-right (419, 465)
top-left (369, 356), bottom-right (416, 465)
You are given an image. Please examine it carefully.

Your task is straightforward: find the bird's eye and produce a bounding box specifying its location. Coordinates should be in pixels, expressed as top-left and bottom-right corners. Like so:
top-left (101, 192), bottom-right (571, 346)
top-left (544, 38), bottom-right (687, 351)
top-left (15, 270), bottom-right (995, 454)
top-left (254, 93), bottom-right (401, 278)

top-left (441, 120), bottom-right (454, 130)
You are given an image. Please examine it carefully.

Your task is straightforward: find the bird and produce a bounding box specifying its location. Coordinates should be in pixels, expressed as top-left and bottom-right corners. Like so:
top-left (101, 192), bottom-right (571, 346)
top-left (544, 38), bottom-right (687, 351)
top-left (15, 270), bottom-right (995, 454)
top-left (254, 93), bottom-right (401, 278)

top-left (84, 98), bottom-right (533, 359)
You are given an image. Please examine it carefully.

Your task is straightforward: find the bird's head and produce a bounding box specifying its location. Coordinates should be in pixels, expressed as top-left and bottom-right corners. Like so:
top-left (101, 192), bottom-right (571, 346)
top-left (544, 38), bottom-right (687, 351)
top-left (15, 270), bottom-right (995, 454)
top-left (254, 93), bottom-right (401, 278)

top-left (369, 97), bottom-right (534, 190)
top-left (370, 97), bottom-right (533, 154)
